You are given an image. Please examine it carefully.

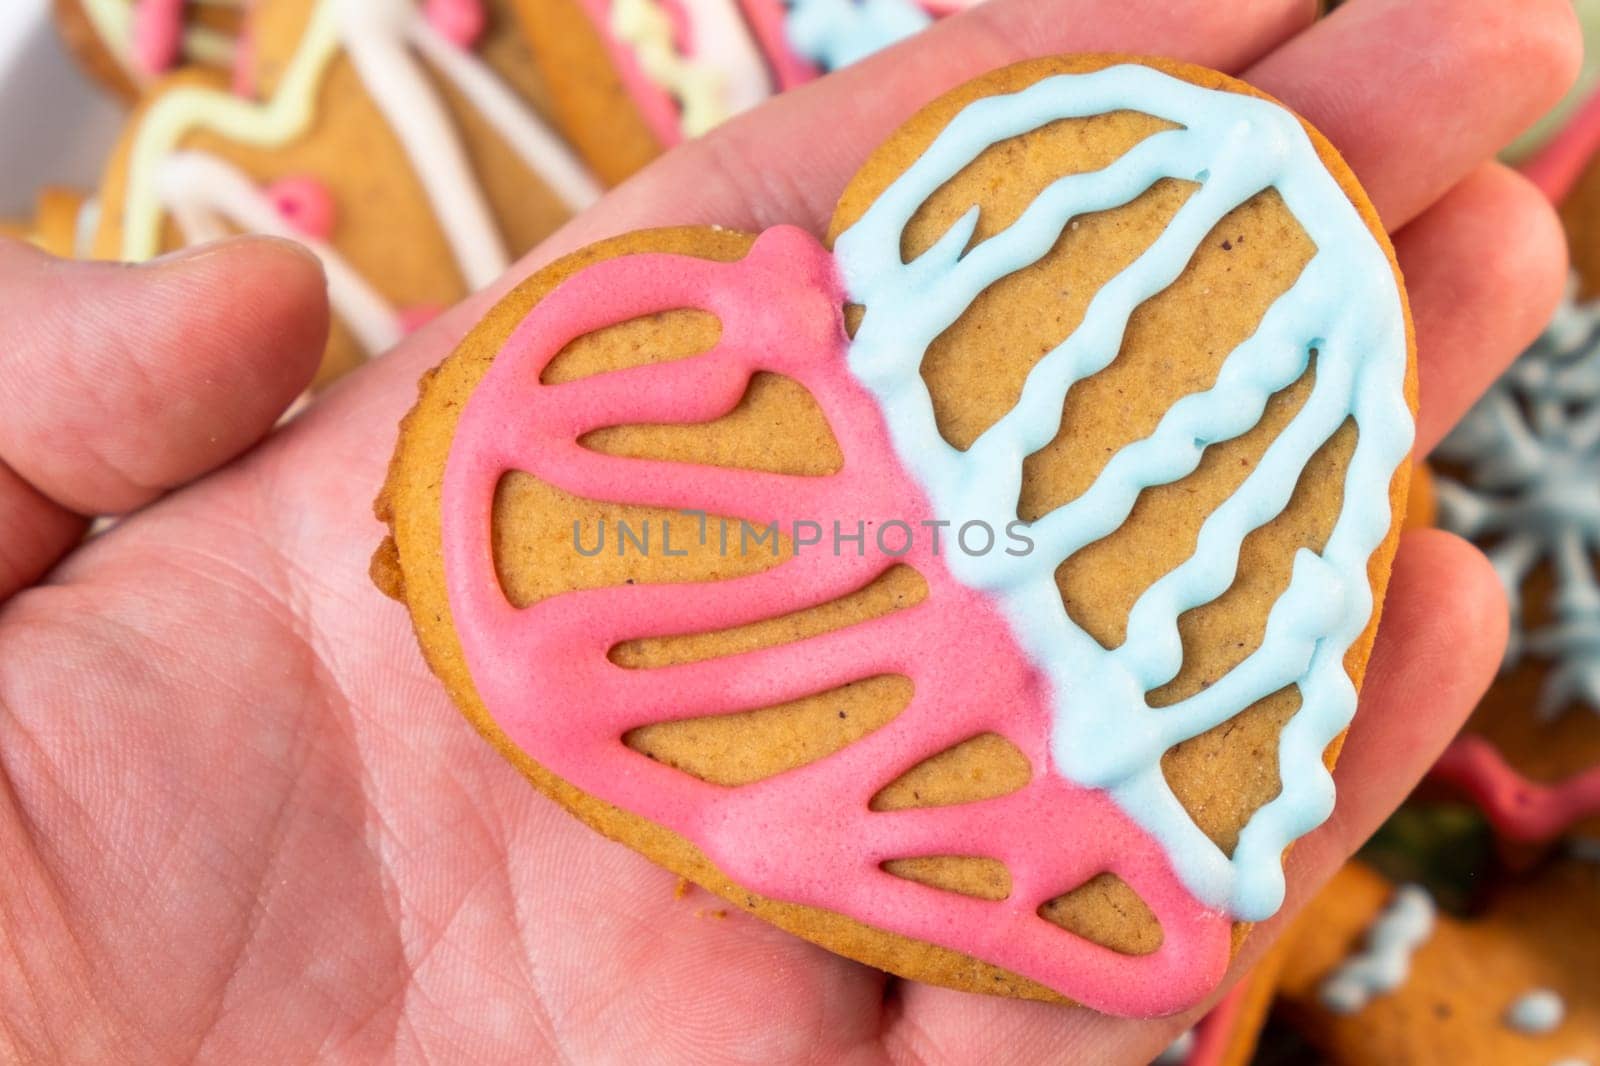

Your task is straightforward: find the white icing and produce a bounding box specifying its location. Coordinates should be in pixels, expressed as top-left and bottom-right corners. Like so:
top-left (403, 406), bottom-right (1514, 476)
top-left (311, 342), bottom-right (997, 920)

top-left (118, 0), bottom-right (598, 356)
top-left (158, 152), bottom-right (403, 355)
top-left (1506, 988), bottom-right (1566, 1034)
top-left (1317, 884), bottom-right (1435, 1014)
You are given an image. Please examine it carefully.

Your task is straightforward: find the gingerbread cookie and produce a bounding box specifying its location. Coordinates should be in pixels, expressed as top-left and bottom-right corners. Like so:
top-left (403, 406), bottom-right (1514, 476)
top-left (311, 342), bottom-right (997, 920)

top-left (91, 0), bottom-right (600, 383)
top-left (516, 0), bottom-right (980, 184)
top-left (1275, 861), bottom-right (1600, 1063)
top-left (0, 187), bottom-right (98, 259)
top-left (53, 0), bottom-right (247, 100)
top-left (374, 55), bottom-right (1415, 1016)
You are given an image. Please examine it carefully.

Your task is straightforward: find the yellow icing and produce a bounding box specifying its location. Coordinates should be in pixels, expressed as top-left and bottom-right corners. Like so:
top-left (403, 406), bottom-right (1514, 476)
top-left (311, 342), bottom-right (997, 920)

top-left (119, 2), bottom-right (341, 260)
top-left (609, 0), bottom-right (731, 138)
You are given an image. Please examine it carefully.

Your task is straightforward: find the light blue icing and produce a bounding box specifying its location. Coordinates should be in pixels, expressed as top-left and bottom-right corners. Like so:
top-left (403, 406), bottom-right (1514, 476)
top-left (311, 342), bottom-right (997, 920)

top-left (783, 0), bottom-right (933, 72)
top-left (1506, 988), bottom-right (1566, 1034)
top-left (1436, 277), bottom-right (1600, 719)
top-left (833, 64), bottom-right (1413, 920)
top-left (1316, 884), bottom-right (1435, 1014)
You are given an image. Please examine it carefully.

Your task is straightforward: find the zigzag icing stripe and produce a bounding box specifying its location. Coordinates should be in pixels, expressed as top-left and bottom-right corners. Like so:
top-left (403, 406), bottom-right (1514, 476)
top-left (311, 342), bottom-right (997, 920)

top-left (835, 64), bottom-right (1412, 919)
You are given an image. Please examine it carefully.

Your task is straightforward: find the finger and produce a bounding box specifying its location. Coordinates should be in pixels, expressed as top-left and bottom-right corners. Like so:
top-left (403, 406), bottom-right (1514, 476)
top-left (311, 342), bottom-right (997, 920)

top-left (550, 0), bottom-right (1319, 249)
top-left (1398, 163), bottom-right (1568, 454)
top-left (882, 530), bottom-right (1507, 1063)
top-left (0, 235), bottom-right (328, 518)
top-left (0, 461), bottom-right (86, 600)
top-left (1245, 0), bottom-right (1581, 230)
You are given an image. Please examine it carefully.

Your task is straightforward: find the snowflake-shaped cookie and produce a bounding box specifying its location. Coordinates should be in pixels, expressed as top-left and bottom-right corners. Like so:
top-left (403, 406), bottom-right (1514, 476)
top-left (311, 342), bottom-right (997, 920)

top-left (1436, 277), bottom-right (1600, 718)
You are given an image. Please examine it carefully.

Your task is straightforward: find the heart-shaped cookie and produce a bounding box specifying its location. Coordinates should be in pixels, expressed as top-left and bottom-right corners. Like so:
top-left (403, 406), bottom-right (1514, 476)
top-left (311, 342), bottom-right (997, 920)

top-left (375, 54), bottom-right (1415, 1017)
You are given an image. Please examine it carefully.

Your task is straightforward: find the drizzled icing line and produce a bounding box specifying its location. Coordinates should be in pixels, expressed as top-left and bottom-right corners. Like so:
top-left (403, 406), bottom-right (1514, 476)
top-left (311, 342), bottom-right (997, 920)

top-left (1436, 276), bottom-right (1600, 718)
top-left (85, 0), bottom-right (238, 80)
top-left (158, 152), bottom-right (403, 354)
top-left (835, 63), bottom-right (1412, 921)
top-left (581, 0), bottom-right (978, 143)
top-left (1317, 884), bottom-right (1435, 1014)
top-left (117, 0), bottom-right (599, 351)
top-left (598, 0), bottom-right (773, 142)
top-left (438, 65), bottom-right (1407, 1013)
top-left (440, 226), bottom-right (1232, 1017)
top-left (1430, 734), bottom-right (1600, 844)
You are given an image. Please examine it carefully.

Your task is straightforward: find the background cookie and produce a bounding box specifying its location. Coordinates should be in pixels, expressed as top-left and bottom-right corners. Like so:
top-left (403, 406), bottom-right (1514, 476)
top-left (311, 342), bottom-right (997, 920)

top-left (1433, 229), bottom-right (1600, 846)
top-left (1, 185), bottom-right (95, 258)
top-left (1275, 861), bottom-right (1600, 1064)
top-left (91, 0), bottom-right (599, 383)
top-left (517, 0), bottom-right (977, 184)
top-left (376, 54), bottom-right (1414, 1017)
top-left (53, 0), bottom-right (245, 100)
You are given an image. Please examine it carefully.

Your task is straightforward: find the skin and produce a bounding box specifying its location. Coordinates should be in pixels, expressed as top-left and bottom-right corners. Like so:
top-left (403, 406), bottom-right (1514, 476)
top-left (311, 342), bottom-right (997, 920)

top-left (0, 0), bottom-right (1579, 1061)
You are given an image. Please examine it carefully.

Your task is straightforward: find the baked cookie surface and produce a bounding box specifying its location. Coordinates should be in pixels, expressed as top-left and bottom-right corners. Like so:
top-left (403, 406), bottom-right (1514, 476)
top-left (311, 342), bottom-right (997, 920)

top-left (376, 54), bottom-right (1415, 1017)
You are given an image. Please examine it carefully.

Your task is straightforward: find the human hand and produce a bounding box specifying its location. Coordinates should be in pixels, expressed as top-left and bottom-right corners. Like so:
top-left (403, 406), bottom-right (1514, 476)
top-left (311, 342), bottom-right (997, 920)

top-left (0, 0), bottom-right (1578, 1061)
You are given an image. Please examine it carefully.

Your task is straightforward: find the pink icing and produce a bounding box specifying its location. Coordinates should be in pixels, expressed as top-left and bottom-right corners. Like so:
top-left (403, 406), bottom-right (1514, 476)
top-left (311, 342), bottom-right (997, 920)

top-left (589, 0), bottom-right (978, 143)
top-left (438, 226), bottom-right (1231, 1017)
top-left (398, 304), bottom-right (443, 334)
top-left (131, 0), bottom-right (185, 76)
top-left (574, 0), bottom-right (692, 146)
top-left (424, 0), bottom-right (487, 49)
top-left (1430, 735), bottom-right (1600, 844)
top-left (659, 0), bottom-right (694, 53)
top-left (1521, 85), bottom-right (1600, 205)
top-left (265, 177), bottom-right (336, 241)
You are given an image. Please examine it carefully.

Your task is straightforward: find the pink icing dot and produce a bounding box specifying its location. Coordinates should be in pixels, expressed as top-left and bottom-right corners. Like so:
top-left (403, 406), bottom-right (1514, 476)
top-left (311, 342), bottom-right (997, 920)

top-left (398, 305), bottom-right (444, 334)
top-left (266, 177), bottom-right (336, 241)
top-left (131, 0), bottom-right (185, 76)
top-left (424, 0), bottom-right (486, 49)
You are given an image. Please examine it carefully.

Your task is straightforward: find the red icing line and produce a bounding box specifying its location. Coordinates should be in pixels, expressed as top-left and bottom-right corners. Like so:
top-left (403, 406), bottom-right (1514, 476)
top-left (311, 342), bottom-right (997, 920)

top-left (439, 227), bottom-right (1231, 1016)
top-left (1182, 978), bottom-right (1249, 1066)
top-left (1520, 84), bottom-right (1600, 206)
top-left (1430, 734), bottom-right (1600, 843)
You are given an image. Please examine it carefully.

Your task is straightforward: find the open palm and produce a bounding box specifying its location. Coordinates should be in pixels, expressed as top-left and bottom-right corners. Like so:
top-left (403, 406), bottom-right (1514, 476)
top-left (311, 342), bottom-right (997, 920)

top-left (0, 0), bottom-right (1578, 1061)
